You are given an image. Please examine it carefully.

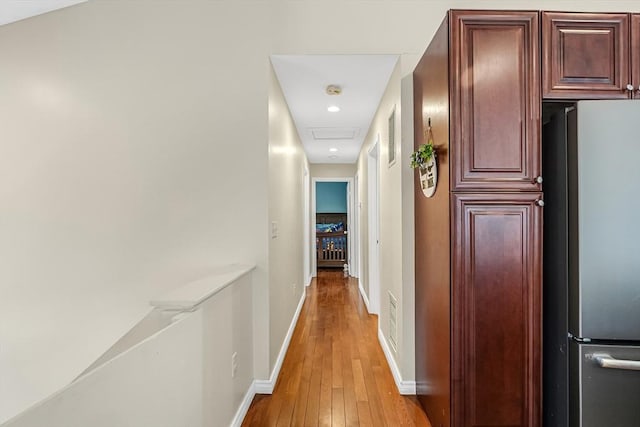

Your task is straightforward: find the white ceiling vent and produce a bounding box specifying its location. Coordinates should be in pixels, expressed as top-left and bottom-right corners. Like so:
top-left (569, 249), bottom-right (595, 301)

top-left (309, 127), bottom-right (360, 140)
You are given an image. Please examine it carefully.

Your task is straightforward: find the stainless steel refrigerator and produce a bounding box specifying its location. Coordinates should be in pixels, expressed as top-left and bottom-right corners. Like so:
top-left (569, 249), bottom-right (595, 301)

top-left (543, 100), bottom-right (640, 427)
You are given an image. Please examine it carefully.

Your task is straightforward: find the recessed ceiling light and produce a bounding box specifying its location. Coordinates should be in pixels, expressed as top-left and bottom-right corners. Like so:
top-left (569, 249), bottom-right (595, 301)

top-left (327, 105), bottom-right (340, 113)
top-left (329, 148), bottom-right (338, 152)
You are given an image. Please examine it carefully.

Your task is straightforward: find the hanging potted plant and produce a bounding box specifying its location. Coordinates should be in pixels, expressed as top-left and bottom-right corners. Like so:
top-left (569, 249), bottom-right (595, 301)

top-left (410, 119), bottom-right (438, 198)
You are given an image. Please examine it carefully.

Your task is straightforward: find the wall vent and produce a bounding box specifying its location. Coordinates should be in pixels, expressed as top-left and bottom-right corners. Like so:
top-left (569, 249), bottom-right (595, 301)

top-left (388, 291), bottom-right (398, 353)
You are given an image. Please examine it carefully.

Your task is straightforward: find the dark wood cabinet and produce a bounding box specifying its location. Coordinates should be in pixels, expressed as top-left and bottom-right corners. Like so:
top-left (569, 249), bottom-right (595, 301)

top-left (451, 11), bottom-right (541, 191)
top-left (414, 15), bottom-right (452, 427)
top-left (451, 193), bottom-right (542, 427)
top-left (542, 12), bottom-right (632, 99)
top-left (633, 15), bottom-right (640, 99)
top-left (414, 10), bottom-right (542, 427)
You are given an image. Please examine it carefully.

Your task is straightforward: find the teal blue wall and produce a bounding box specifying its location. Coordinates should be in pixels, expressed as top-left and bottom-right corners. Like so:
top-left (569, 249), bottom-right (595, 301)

top-left (316, 182), bottom-right (347, 213)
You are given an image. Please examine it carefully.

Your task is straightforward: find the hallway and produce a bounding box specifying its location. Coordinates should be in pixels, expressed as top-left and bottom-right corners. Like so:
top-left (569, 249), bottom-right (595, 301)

top-left (242, 270), bottom-right (431, 427)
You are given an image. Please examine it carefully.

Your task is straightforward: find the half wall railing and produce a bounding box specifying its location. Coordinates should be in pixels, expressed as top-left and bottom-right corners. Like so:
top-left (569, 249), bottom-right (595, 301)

top-left (2, 264), bottom-right (255, 427)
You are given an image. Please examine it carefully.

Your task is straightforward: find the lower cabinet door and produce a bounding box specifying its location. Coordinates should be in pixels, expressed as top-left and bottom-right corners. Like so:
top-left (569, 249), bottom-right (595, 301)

top-left (451, 193), bottom-right (542, 427)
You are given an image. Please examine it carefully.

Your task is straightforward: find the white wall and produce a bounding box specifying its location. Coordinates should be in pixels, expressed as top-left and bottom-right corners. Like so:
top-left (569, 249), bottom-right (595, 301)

top-left (268, 64), bottom-right (308, 373)
top-left (309, 163), bottom-right (356, 179)
top-left (2, 0), bottom-right (639, 421)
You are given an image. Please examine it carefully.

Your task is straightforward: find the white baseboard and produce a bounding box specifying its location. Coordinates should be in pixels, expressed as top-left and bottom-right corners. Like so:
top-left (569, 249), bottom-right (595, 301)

top-left (305, 274), bottom-right (313, 287)
top-left (358, 283), bottom-right (371, 313)
top-left (254, 290), bottom-right (306, 394)
top-left (253, 379), bottom-right (272, 394)
top-left (230, 380), bottom-right (256, 427)
top-left (377, 328), bottom-right (416, 395)
top-left (399, 380), bottom-right (416, 394)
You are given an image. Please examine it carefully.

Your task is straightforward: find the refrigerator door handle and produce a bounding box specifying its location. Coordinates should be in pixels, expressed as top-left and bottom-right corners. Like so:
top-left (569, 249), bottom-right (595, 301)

top-left (590, 353), bottom-right (640, 371)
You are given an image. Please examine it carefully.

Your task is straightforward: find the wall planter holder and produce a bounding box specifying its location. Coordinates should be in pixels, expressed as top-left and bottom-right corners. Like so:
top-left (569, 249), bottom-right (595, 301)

top-left (418, 156), bottom-right (437, 198)
top-left (411, 118), bottom-right (438, 198)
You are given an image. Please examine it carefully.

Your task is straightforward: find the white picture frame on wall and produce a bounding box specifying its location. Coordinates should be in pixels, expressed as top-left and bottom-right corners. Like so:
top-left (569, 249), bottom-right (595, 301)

top-left (388, 107), bottom-right (396, 167)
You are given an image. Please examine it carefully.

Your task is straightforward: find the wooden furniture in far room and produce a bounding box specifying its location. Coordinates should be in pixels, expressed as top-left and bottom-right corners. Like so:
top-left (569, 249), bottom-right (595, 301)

top-left (542, 12), bottom-right (640, 99)
top-left (414, 9), bottom-right (542, 427)
top-left (315, 213), bottom-right (347, 268)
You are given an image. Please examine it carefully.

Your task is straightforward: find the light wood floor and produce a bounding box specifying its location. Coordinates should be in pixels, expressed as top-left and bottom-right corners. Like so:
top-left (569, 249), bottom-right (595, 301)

top-left (242, 269), bottom-right (432, 427)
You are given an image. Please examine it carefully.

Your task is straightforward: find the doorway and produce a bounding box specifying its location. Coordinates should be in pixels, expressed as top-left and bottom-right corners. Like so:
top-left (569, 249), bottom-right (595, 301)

top-left (311, 177), bottom-right (356, 278)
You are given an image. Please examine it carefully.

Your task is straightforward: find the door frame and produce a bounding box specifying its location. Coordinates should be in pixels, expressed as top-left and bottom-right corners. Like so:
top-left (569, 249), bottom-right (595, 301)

top-left (311, 177), bottom-right (356, 278)
top-left (352, 172), bottom-right (360, 278)
top-left (303, 166), bottom-right (311, 286)
top-left (367, 136), bottom-right (381, 315)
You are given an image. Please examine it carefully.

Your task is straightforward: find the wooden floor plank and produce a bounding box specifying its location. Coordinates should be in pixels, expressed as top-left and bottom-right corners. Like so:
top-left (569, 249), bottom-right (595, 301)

top-left (356, 401), bottom-right (374, 427)
top-left (289, 334), bottom-right (315, 425)
top-left (331, 387), bottom-right (346, 427)
top-left (304, 336), bottom-right (323, 427)
top-left (351, 359), bottom-right (368, 402)
top-left (372, 364), bottom-right (401, 426)
top-left (318, 330), bottom-right (333, 427)
top-left (359, 358), bottom-right (385, 427)
top-left (242, 269), bottom-right (432, 427)
top-left (332, 337), bottom-right (343, 388)
top-left (341, 331), bottom-right (359, 427)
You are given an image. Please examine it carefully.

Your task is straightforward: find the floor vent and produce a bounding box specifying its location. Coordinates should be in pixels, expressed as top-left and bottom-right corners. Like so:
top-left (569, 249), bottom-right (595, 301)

top-left (388, 291), bottom-right (398, 353)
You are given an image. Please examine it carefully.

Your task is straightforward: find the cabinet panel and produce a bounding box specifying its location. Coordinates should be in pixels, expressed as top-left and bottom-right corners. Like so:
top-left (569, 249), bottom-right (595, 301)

top-left (452, 193), bottom-right (542, 427)
top-left (633, 15), bottom-right (640, 99)
top-left (451, 11), bottom-right (540, 191)
top-left (414, 15), bottom-right (452, 427)
top-left (543, 12), bottom-right (630, 99)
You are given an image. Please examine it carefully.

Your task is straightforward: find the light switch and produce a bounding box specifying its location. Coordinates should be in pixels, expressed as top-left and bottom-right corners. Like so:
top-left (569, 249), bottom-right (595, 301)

top-left (271, 221), bottom-right (278, 238)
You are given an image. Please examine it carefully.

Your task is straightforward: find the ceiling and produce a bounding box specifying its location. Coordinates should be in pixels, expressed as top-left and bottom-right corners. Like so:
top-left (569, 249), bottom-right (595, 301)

top-left (1, 7), bottom-right (396, 166)
top-left (0, 0), bottom-right (86, 26)
top-left (271, 55), bottom-right (398, 164)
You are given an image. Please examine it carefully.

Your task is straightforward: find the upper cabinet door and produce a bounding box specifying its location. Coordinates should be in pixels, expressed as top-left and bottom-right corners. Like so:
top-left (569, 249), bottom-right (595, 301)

top-left (450, 11), bottom-right (541, 192)
top-left (542, 12), bottom-right (631, 99)
top-left (633, 15), bottom-right (640, 99)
